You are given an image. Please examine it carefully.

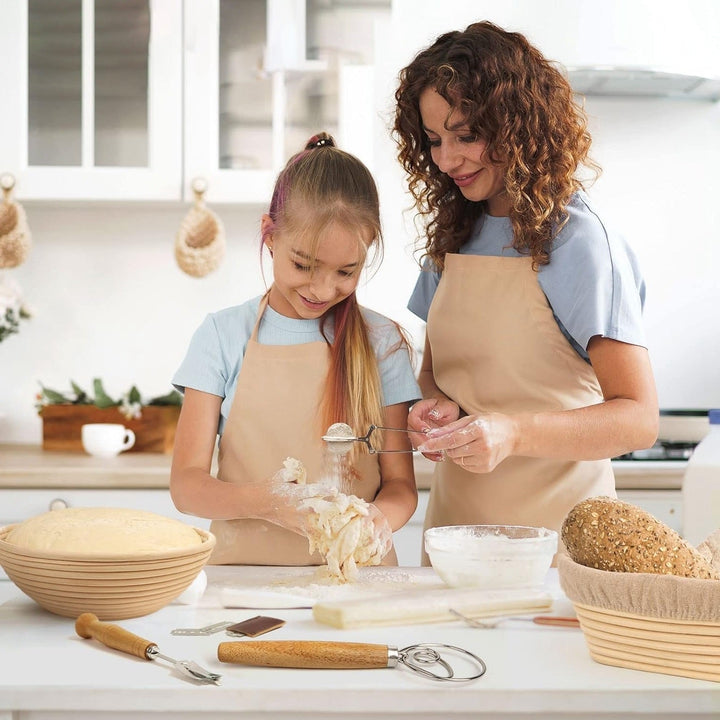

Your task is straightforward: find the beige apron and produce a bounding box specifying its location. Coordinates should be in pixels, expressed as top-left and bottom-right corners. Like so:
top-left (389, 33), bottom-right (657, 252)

top-left (423, 254), bottom-right (615, 560)
top-left (209, 294), bottom-right (395, 565)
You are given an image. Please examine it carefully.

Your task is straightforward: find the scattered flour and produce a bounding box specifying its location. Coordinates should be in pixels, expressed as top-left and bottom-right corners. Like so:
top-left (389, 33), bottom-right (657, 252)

top-left (220, 566), bottom-right (443, 605)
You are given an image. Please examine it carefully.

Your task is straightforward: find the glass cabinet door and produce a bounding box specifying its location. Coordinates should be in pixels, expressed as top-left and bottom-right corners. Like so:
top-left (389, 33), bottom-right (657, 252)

top-left (0, 0), bottom-right (182, 200)
top-left (183, 0), bottom-right (387, 204)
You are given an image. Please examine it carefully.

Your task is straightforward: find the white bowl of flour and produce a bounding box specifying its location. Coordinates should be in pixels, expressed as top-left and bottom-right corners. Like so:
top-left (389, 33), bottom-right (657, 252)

top-left (424, 524), bottom-right (557, 590)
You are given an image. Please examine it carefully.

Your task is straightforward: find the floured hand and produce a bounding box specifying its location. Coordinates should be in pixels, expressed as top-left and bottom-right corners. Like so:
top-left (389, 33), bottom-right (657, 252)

top-left (270, 457), bottom-right (390, 582)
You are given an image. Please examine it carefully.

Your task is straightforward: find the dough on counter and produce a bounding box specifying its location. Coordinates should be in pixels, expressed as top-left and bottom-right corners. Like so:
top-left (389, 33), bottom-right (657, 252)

top-left (7, 507), bottom-right (203, 555)
top-left (561, 496), bottom-right (719, 579)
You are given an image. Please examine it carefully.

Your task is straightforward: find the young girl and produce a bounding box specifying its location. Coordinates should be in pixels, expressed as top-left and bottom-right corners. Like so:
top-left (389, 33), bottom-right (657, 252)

top-left (393, 22), bottom-right (659, 550)
top-left (170, 133), bottom-right (420, 566)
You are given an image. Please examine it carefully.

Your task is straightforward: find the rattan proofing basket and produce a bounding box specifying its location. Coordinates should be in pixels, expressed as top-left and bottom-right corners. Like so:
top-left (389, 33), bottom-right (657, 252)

top-left (0, 524), bottom-right (215, 620)
top-left (558, 554), bottom-right (720, 682)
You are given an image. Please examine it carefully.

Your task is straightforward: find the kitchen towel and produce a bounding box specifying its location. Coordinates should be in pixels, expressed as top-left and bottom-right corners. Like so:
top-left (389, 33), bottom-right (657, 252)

top-left (558, 554), bottom-right (720, 622)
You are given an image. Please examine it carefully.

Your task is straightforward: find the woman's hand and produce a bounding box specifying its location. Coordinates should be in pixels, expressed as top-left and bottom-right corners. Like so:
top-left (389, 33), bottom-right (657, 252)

top-left (416, 412), bottom-right (518, 473)
top-left (408, 397), bottom-right (460, 461)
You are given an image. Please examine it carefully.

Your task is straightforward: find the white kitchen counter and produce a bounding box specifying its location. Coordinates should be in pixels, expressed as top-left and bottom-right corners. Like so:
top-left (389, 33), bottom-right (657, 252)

top-left (0, 443), bottom-right (176, 489)
top-left (0, 566), bottom-right (717, 719)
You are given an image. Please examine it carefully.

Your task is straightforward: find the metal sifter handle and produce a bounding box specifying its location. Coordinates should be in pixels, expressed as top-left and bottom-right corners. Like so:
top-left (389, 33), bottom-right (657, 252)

top-left (321, 424), bottom-right (417, 454)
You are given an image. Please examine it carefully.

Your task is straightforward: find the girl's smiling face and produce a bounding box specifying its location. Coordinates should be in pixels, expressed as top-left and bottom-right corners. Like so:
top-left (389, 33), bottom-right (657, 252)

top-left (419, 88), bottom-right (510, 216)
top-left (263, 214), bottom-right (368, 319)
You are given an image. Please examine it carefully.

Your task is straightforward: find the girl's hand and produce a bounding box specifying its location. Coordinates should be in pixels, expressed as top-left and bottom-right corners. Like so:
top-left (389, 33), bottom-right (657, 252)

top-left (408, 398), bottom-right (460, 461)
top-left (363, 503), bottom-right (393, 562)
top-left (264, 492), bottom-right (315, 536)
top-left (416, 413), bottom-right (518, 473)
top-left (264, 481), bottom-right (335, 536)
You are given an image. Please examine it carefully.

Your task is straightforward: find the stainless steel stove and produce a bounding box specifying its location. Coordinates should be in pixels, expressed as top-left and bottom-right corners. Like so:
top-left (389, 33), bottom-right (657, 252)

top-left (614, 441), bottom-right (698, 462)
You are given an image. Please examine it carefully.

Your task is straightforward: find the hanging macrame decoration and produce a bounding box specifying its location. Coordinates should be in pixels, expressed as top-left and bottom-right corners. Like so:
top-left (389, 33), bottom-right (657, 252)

top-left (0, 174), bottom-right (32, 269)
top-left (175, 177), bottom-right (226, 278)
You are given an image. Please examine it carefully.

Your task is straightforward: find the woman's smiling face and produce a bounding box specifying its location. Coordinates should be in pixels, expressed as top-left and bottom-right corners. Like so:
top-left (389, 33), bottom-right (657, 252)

top-left (263, 215), bottom-right (367, 320)
top-left (419, 88), bottom-right (510, 216)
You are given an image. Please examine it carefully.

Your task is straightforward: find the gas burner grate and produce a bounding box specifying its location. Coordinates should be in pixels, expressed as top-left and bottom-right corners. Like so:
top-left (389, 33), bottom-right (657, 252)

top-left (614, 441), bottom-right (697, 461)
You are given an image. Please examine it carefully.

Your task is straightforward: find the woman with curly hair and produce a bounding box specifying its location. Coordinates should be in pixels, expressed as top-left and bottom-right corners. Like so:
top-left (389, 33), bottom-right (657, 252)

top-left (394, 21), bottom-right (658, 553)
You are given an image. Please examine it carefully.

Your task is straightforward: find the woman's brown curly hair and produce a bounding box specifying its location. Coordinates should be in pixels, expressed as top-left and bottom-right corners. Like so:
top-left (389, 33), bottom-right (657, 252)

top-left (393, 21), bottom-right (600, 270)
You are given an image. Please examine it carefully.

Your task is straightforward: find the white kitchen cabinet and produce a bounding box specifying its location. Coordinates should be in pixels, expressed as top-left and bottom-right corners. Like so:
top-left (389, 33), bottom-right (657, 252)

top-left (616, 489), bottom-right (683, 536)
top-left (0, 487), bottom-right (210, 527)
top-left (0, 0), bottom-right (183, 201)
top-left (183, 0), bottom-right (384, 204)
top-left (393, 488), bottom-right (428, 566)
top-left (0, 0), bottom-right (385, 203)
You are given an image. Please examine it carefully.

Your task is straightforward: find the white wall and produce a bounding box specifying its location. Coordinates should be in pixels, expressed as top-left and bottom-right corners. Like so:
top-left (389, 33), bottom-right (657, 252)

top-left (2, 0), bottom-right (720, 444)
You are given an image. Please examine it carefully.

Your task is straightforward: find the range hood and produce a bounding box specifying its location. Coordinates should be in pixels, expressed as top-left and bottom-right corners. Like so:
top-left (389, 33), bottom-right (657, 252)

top-left (567, 66), bottom-right (720, 102)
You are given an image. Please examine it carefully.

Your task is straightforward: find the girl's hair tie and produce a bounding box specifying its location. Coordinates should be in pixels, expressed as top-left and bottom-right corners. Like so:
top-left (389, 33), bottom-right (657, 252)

top-left (305, 133), bottom-right (336, 150)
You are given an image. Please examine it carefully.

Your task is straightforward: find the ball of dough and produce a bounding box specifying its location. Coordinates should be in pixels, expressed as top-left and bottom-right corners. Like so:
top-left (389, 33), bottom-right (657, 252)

top-left (561, 496), bottom-right (719, 580)
top-left (7, 507), bottom-right (203, 555)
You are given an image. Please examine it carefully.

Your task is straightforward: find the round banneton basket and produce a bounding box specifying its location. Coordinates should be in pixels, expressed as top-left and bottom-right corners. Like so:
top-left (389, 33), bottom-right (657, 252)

top-left (557, 554), bottom-right (720, 683)
top-left (0, 524), bottom-right (215, 620)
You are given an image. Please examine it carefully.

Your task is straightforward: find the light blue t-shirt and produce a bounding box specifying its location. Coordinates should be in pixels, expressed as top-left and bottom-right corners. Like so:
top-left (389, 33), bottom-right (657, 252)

top-left (408, 192), bottom-right (647, 361)
top-left (173, 296), bottom-right (421, 435)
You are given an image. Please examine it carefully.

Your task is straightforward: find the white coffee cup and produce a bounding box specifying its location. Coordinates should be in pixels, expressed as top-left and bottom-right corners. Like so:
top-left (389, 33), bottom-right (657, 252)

top-left (81, 423), bottom-right (136, 458)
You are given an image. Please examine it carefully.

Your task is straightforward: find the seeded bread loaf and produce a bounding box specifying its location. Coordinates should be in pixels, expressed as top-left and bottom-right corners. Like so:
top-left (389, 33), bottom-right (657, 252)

top-left (561, 496), bottom-right (719, 580)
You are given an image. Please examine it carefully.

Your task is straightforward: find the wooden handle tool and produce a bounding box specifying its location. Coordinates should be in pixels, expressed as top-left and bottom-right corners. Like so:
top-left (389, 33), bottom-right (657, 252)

top-left (75, 613), bottom-right (154, 660)
top-left (218, 640), bottom-right (398, 669)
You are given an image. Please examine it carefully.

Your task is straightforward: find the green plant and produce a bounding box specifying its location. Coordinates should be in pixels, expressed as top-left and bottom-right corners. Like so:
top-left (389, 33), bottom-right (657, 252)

top-left (0, 273), bottom-right (31, 343)
top-left (36, 378), bottom-right (182, 420)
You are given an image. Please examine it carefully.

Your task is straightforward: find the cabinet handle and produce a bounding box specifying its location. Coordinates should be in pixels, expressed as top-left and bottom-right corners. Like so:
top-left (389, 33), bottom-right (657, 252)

top-left (49, 498), bottom-right (69, 511)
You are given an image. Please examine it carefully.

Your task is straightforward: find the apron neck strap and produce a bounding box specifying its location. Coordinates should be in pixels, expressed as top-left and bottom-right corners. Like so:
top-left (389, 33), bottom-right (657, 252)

top-left (250, 291), bottom-right (272, 341)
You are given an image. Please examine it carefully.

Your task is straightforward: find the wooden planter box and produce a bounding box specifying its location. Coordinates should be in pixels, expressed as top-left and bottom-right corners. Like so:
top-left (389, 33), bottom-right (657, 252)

top-left (40, 405), bottom-right (181, 454)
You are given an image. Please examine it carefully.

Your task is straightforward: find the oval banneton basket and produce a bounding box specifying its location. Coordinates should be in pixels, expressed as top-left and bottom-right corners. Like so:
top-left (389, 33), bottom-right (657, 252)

top-left (557, 554), bottom-right (720, 683)
top-left (0, 524), bottom-right (215, 620)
